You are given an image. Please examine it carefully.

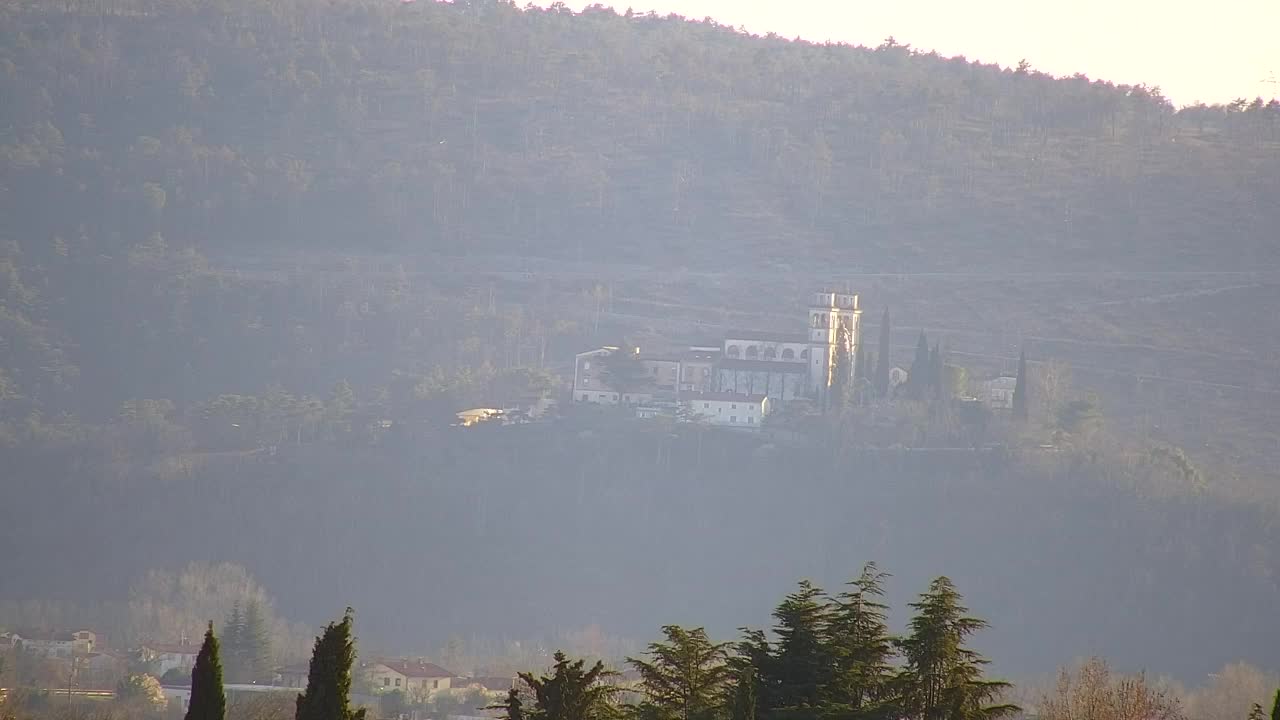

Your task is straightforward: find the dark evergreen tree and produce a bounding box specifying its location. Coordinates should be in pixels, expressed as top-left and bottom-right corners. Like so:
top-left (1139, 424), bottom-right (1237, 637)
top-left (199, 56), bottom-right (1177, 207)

top-left (826, 563), bottom-right (896, 714)
top-left (767, 581), bottom-right (834, 711)
top-left (517, 651), bottom-right (618, 720)
top-left (489, 688), bottom-right (525, 720)
top-left (186, 622), bottom-right (226, 720)
top-left (243, 599), bottom-right (272, 682)
top-left (628, 625), bottom-right (732, 720)
top-left (874, 309), bottom-right (892, 399)
top-left (296, 608), bottom-right (366, 720)
top-left (1270, 688), bottom-right (1280, 720)
top-left (222, 603), bottom-right (246, 683)
top-left (724, 662), bottom-right (758, 720)
top-left (1012, 351), bottom-right (1029, 422)
top-left (906, 332), bottom-right (931, 400)
top-left (898, 578), bottom-right (1017, 720)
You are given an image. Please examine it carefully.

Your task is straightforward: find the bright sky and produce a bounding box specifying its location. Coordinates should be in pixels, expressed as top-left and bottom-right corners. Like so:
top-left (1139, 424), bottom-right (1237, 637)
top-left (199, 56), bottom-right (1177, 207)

top-left (548, 0), bottom-right (1280, 107)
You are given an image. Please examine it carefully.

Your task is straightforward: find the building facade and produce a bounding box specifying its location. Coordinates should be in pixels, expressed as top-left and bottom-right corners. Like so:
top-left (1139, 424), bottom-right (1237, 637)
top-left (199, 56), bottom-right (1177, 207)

top-left (681, 392), bottom-right (770, 428)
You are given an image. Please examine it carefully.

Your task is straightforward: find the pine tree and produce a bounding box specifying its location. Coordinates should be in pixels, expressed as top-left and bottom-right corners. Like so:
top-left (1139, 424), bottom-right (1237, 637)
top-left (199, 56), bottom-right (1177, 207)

top-left (296, 608), bottom-right (366, 720)
top-left (768, 581), bottom-right (834, 710)
top-left (724, 662), bottom-right (758, 720)
top-left (1012, 350), bottom-right (1029, 421)
top-left (898, 577), bottom-right (1017, 720)
top-left (186, 622), bottom-right (226, 720)
top-left (628, 626), bottom-right (732, 720)
top-left (874, 309), bottom-right (892, 399)
top-left (517, 651), bottom-right (618, 720)
top-left (826, 563), bottom-right (896, 713)
top-left (222, 603), bottom-right (246, 683)
top-left (243, 599), bottom-right (272, 682)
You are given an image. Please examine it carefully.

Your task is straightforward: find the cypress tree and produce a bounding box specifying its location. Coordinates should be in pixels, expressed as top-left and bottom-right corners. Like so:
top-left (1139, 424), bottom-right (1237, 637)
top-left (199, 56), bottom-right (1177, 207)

top-left (1012, 350), bottom-right (1029, 421)
top-left (185, 622), bottom-right (226, 720)
top-left (874, 309), bottom-right (892, 398)
top-left (906, 332), bottom-right (930, 400)
top-left (296, 608), bottom-right (366, 720)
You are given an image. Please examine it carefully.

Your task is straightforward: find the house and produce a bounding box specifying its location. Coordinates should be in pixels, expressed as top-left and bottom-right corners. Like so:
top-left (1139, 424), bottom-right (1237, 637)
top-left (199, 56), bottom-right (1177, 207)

top-left (985, 376), bottom-right (1017, 410)
top-left (638, 355), bottom-right (682, 390)
top-left (82, 649), bottom-right (129, 685)
top-left (368, 660), bottom-right (453, 695)
top-left (681, 392), bottom-right (770, 428)
top-left (678, 347), bottom-right (720, 394)
top-left (18, 629), bottom-right (98, 658)
top-left (140, 639), bottom-right (201, 675)
top-left (450, 676), bottom-right (516, 694)
top-left (573, 347), bottom-right (621, 404)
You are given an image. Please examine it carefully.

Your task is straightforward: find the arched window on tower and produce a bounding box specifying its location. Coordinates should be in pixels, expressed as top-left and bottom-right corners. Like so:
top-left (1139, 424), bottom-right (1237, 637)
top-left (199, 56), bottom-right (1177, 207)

top-left (763, 347), bottom-right (777, 360)
top-left (727, 345), bottom-right (740, 358)
top-left (745, 346), bottom-right (759, 359)
top-left (781, 348), bottom-right (795, 360)
top-left (800, 349), bottom-right (810, 360)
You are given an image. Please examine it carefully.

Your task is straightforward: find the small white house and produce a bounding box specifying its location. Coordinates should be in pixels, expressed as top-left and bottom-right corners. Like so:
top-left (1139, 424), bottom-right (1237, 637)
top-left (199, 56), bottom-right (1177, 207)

top-left (140, 640), bottom-right (201, 676)
top-left (985, 376), bottom-right (1017, 410)
top-left (680, 392), bottom-right (770, 428)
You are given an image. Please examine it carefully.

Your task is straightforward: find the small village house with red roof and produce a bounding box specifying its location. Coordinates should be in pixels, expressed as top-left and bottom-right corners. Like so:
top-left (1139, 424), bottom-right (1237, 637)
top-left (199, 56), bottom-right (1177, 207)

top-left (367, 659), bottom-right (454, 696)
top-left (140, 638), bottom-right (201, 675)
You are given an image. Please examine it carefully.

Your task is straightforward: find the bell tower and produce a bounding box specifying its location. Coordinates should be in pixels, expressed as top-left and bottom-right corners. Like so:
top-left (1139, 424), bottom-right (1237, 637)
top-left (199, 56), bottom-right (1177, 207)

top-left (807, 291), bottom-right (861, 397)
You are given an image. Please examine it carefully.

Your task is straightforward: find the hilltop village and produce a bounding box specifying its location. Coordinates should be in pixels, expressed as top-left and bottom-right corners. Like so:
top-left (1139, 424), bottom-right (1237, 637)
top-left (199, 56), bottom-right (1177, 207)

top-left (461, 291), bottom-right (1023, 435)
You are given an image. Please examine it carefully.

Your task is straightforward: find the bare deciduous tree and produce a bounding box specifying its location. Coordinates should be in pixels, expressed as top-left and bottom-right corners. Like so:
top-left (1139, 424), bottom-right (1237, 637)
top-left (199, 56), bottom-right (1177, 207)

top-left (1039, 657), bottom-right (1185, 720)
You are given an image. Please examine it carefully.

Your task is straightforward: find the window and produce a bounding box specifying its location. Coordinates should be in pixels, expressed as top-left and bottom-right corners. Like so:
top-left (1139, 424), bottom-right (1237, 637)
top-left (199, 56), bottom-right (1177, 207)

top-left (704, 402), bottom-right (710, 408)
top-left (745, 346), bottom-right (758, 359)
top-left (580, 393), bottom-right (588, 401)
top-left (582, 377), bottom-right (589, 386)
top-left (800, 349), bottom-right (810, 359)
top-left (395, 678), bottom-right (402, 687)
top-left (730, 416), bottom-right (737, 423)
top-left (731, 403), bottom-right (737, 409)
top-left (727, 345), bottom-right (741, 358)
top-left (384, 678), bottom-right (391, 687)
top-left (432, 680), bottom-right (439, 689)
top-left (583, 360), bottom-right (591, 370)
top-left (781, 348), bottom-right (795, 360)
top-left (764, 347), bottom-right (777, 359)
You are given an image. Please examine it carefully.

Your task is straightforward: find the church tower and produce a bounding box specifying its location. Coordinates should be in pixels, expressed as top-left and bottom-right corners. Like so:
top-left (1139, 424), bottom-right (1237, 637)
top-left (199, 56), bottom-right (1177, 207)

top-left (807, 291), bottom-right (861, 397)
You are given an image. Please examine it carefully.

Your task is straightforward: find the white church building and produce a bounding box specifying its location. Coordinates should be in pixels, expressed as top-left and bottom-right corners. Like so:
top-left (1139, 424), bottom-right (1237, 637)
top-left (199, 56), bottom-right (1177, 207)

top-left (573, 291), bottom-right (862, 408)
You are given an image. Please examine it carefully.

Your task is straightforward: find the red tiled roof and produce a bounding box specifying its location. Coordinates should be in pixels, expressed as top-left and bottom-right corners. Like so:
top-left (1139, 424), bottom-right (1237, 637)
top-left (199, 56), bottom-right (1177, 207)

top-left (375, 660), bottom-right (453, 678)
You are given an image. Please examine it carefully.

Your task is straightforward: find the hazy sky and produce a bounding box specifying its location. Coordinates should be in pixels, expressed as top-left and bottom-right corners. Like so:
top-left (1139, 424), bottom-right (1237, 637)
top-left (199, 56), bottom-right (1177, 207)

top-left (549, 0), bottom-right (1280, 107)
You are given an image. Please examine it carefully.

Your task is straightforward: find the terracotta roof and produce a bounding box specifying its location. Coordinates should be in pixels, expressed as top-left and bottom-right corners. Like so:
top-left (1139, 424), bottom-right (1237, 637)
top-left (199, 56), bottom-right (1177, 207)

top-left (719, 359), bottom-right (807, 373)
top-left (375, 660), bottom-right (453, 678)
top-left (682, 392), bottom-right (768, 404)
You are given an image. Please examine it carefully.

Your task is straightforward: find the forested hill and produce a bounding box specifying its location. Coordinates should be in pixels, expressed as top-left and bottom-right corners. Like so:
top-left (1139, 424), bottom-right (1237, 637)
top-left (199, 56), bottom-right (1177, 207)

top-left (2, 0), bottom-right (1279, 273)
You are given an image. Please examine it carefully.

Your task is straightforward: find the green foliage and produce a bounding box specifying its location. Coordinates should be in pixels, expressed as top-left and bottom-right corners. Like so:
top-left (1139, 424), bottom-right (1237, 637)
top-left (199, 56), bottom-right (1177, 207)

top-left (116, 673), bottom-right (167, 711)
top-left (296, 609), bottom-right (366, 720)
top-left (516, 651), bottom-right (619, 720)
top-left (628, 626), bottom-right (733, 720)
top-left (1271, 688), bottom-right (1280, 720)
top-left (898, 577), bottom-right (1017, 720)
top-left (186, 623), bottom-right (227, 720)
top-left (826, 563), bottom-right (895, 713)
top-left (767, 581), bottom-right (835, 711)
